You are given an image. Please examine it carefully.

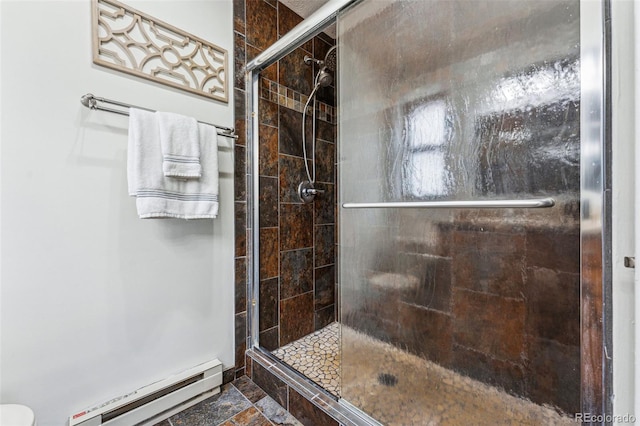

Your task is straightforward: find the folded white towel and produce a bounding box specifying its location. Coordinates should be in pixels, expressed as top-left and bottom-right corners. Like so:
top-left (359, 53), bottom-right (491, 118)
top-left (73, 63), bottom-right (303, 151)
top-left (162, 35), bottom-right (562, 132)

top-left (128, 108), bottom-right (219, 219)
top-left (156, 111), bottom-right (201, 178)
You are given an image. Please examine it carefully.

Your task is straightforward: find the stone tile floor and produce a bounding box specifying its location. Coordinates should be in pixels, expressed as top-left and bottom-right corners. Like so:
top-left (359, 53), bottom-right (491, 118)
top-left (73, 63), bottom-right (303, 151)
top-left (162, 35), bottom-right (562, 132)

top-left (152, 322), bottom-right (575, 425)
top-left (153, 376), bottom-right (302, 426)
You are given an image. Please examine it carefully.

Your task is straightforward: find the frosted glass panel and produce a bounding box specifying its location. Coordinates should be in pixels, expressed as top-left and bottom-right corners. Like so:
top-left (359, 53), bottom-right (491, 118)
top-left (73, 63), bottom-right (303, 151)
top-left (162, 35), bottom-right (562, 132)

top-left (338, 0), bottom-right (580, 424)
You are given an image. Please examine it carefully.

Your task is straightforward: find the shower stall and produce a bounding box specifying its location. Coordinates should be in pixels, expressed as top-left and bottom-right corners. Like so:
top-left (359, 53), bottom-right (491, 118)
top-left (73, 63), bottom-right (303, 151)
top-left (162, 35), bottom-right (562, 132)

top-left (245, 0), bottom-right (608, 424)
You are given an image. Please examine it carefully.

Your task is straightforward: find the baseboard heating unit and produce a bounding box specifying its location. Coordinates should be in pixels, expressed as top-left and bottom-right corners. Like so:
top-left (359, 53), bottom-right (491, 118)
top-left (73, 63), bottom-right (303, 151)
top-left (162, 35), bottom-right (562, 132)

top-left (69, 359), bottom-right (222, 426)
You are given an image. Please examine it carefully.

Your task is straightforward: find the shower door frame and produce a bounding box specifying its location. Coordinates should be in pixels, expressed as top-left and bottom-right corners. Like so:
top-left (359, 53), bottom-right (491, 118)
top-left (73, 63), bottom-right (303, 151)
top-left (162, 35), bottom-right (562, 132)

top-left (243, 0), bottom-right (611, 423)
top-left (581, 0), bottom-right (611, 418)
top-left (244, 1), bottom-right (378, 424)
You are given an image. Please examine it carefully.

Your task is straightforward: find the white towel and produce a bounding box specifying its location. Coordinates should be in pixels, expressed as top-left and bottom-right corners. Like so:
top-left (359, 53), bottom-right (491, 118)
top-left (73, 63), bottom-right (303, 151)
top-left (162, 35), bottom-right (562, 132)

top-left (156, 111), bottom-right (202, 178)
top-left (128, 108), bottom-right (219, 219)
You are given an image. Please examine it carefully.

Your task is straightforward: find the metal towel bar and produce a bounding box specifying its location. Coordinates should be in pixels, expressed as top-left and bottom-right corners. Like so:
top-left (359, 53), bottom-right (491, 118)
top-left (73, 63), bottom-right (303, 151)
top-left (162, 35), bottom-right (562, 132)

top-left (342, 198), bottom-right (555, 209)
top-left (80, 93), bottom-right (238, 139)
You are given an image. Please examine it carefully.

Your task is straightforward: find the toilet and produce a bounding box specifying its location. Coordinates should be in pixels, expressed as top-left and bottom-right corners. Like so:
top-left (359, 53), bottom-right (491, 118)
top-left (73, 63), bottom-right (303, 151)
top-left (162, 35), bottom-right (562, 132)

top-left (0, 404), bottom-right (36, 426)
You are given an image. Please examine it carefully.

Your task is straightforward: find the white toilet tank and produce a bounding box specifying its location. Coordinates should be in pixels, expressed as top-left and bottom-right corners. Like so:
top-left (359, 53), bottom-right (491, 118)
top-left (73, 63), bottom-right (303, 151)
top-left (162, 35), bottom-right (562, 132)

top-left (0, 404), bottom-right (36, 426)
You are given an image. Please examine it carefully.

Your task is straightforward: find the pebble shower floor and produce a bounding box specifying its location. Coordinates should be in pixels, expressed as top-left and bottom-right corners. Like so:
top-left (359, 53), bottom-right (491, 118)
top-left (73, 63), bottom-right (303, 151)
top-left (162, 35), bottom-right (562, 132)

top-left (272, 322), bottom-right (341, 395)
top-left (272, 322), bottom-right (576, 425)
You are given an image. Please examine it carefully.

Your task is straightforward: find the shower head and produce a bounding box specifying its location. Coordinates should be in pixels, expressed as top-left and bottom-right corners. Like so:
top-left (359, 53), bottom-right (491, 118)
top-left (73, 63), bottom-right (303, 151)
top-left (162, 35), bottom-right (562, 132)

top-left (313, 46), bottom-right (336, 88)
top-left (323, 46), bottom-right (337, 72)
top-left (316, 68), bottom-right (333, 87)
top-left (304, 46), bottom-right (337, 71)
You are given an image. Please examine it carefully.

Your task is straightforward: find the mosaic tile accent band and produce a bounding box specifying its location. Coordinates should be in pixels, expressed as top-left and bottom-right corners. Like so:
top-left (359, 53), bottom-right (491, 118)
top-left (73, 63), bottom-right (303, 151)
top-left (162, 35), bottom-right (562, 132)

top-left (260, 77), bottom-right (335, 123)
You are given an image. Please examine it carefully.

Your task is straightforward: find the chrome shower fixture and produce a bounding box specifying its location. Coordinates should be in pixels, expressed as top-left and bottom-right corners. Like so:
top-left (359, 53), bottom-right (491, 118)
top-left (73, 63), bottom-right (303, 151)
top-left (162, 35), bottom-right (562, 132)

top-left (298, 181), bottom-right (325, 204)
top-left (323, 46), bottom-right (337, 72)
top-left (298, 45), bottom-right (337, 203)
top-left (303, 55), bottom-right (324, 67)
top-left (316, 69), bottom-right (333, 88)
top-left (303, 46), bottom-right (337, 72)
top-left (315, 46), bottom-right (337, 88)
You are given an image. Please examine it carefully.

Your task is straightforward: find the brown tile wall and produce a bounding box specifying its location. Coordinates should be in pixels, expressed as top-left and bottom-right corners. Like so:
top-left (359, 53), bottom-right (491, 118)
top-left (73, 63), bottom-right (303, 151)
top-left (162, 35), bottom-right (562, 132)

top-left (337, 83), bottom-right (582, 415)
top-left (233, 0), bottom-right (247, 380)
top-left (251, 362), bottom-right (338, 426)
top-left (345, 215), bottom-right (581, 415)
top-left (581, 233), bottom-right (605, 416)
top-left (234, 0), bottom-right (337, 378)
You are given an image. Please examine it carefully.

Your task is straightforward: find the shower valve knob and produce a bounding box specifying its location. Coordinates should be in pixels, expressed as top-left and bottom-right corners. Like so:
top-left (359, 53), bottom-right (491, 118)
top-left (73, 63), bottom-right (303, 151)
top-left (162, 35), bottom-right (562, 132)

top-left (298, 181), bottom-right (323, 203)
top-left (306, 187), bottom-right (325, 195)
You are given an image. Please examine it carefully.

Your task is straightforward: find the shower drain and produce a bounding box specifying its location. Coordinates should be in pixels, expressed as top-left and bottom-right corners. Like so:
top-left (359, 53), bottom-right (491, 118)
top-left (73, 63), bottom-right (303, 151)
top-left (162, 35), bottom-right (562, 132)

top-left (377, 373), bottom-right (398, 387)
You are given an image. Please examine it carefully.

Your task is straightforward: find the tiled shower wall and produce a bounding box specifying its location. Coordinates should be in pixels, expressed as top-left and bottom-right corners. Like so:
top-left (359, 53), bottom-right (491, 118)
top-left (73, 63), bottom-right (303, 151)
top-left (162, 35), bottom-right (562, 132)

top-left (233, 0), bottom-right (337, 379)
top-left (342, 103), bottom-right (581, 415)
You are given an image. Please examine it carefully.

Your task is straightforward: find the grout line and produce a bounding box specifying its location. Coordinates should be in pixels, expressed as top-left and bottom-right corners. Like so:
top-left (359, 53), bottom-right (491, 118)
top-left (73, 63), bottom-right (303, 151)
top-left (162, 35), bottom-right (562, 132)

top-left (228, 381), bottom-right (276, 426)
top-left (235, 382), bottom-right (284, 426)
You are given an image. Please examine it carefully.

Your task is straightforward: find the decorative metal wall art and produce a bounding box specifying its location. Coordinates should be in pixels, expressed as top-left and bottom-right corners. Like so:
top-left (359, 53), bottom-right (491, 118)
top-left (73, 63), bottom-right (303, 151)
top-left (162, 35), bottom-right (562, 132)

top-left (92, 0), bottom-right (229, 103)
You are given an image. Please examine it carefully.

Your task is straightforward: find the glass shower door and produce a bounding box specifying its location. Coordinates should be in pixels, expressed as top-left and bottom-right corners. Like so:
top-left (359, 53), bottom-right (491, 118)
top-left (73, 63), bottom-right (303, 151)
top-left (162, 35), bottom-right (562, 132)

top-left (338, 0), bottom-right (581, 424)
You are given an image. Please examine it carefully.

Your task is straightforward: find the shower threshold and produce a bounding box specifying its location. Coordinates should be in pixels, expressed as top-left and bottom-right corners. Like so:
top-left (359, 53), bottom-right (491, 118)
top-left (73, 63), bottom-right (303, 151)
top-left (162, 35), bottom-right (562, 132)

top-left (270, 323), bottom-right (574, 425)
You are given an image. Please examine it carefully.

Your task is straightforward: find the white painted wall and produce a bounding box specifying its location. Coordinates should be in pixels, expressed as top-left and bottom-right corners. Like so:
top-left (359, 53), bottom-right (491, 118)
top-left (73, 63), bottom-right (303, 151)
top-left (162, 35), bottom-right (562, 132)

top-left (0, 1), bottom-right (234, 425)
top-left (612, 0), bottom-right (636, 421)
